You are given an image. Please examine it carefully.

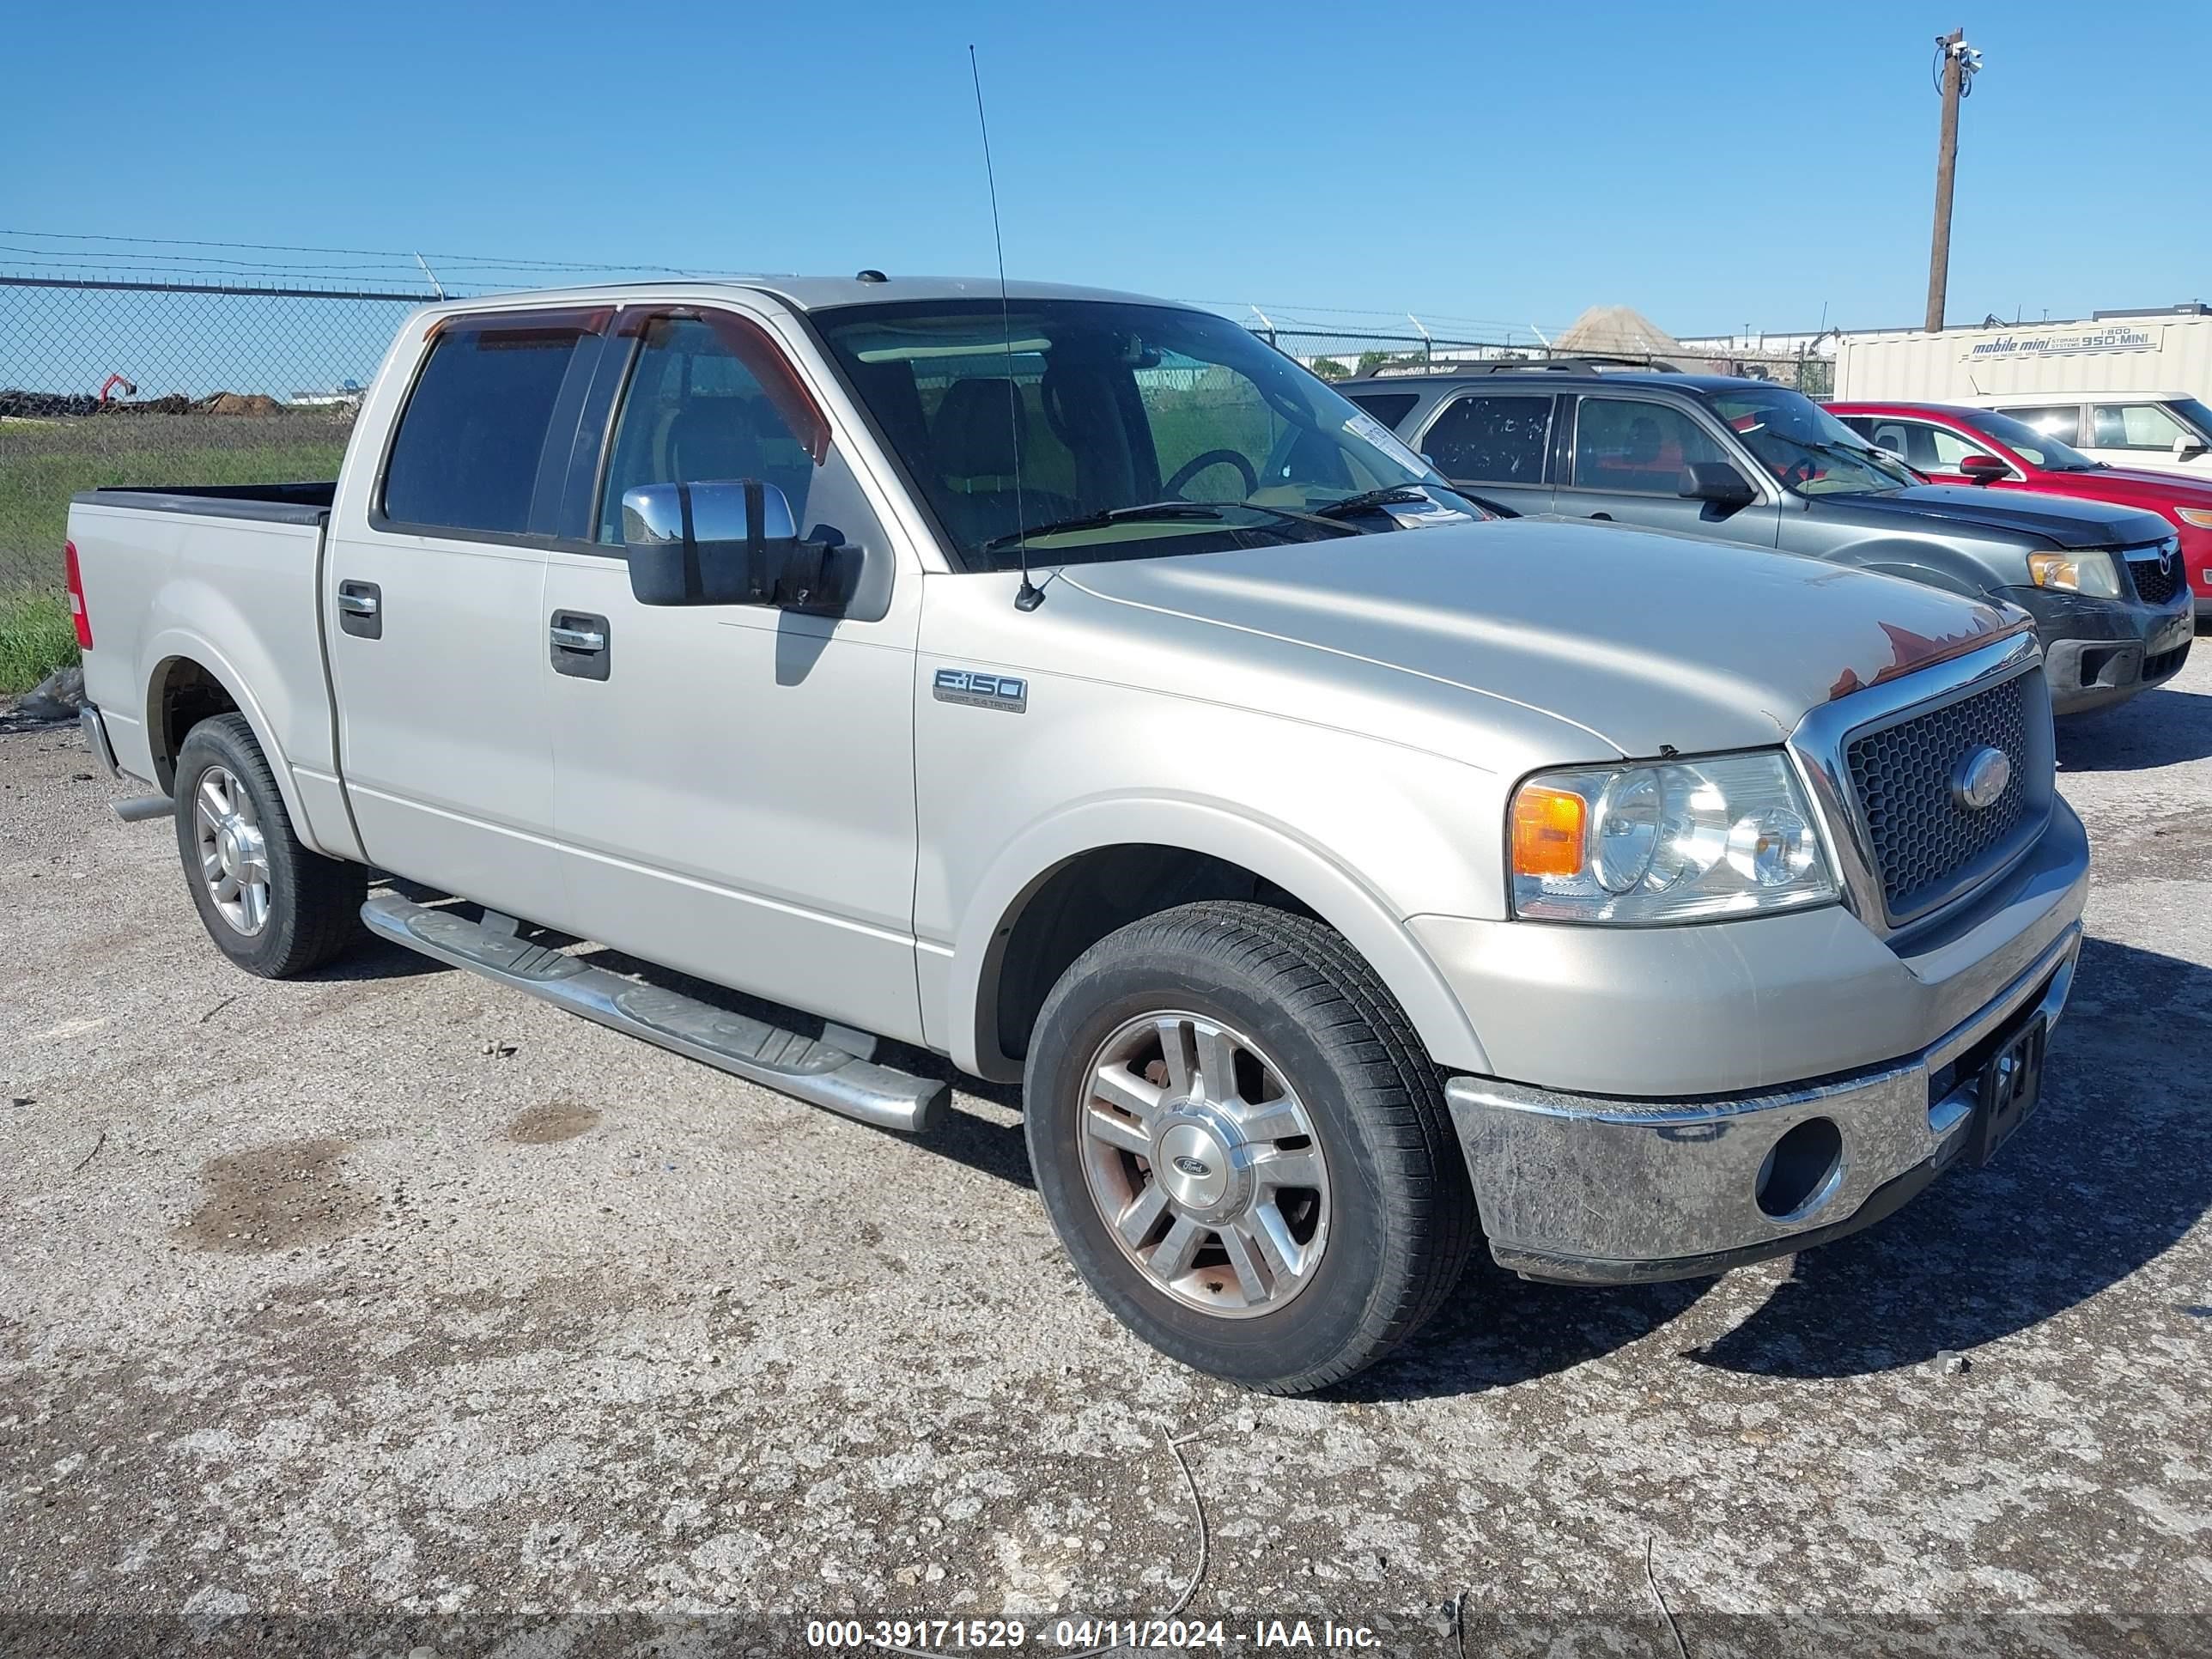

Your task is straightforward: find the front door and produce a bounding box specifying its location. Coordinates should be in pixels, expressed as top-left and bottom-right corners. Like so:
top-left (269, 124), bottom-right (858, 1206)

top-left (325, 305), bottom-right (609, 923)
top-left (540, 305), bottom-right (926, 1042)
top-left (1549, 393), bottom-right (1782, 549)
top-left (2084, 400), bottom-right (2212, 477)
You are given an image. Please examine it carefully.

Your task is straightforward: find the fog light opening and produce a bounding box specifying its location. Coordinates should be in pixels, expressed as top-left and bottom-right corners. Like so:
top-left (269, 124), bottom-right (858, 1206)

top-left (1756, 1116), bottom-right (1844, 1220)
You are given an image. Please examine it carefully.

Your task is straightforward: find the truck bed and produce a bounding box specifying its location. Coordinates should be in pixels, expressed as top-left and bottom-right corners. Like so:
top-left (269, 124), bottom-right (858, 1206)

top-left (71, 480), bottom-right (337, 526)
top-left (69, 479), bottom-right (360, 862)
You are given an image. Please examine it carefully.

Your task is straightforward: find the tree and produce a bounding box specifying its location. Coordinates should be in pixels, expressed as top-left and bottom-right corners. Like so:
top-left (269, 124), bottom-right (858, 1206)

top-left (1309, 357), bottom-right (1348, 380)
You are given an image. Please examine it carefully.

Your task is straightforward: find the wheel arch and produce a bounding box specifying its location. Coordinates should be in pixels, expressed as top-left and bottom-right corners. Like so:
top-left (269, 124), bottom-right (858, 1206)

top-left (140, 639), bottom-right (312, 839)
top-left (945, 799), bottom-right (1490, 1085)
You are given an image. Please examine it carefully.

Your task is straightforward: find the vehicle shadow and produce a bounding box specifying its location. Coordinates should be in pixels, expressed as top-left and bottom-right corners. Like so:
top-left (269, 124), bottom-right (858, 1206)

top-left (2057, 684), bottom-right (2212, 771)
top-left (1357, 934), bottom-right (2212, 1399)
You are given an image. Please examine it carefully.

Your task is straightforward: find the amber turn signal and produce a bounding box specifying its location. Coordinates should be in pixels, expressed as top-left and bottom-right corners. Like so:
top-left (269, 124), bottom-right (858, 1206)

top-left (1510, 784), bottom-right (1587, 878)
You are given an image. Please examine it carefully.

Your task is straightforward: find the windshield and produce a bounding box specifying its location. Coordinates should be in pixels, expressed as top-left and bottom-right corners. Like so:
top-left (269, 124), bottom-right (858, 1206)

top-left (2174, 398), bottom-right (2212, 441)
top-left (1710, 386), bottom-right (1916, 496)
top-left (1961, 409), bottom-right (2098, 471)
top-left (811, 299), bottom-right (1463, 570)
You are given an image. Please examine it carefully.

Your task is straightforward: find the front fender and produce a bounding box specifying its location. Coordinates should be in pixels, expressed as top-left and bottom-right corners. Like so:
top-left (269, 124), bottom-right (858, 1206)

top-left (941, 793), bottom-right (1492, 1083)
top-left (1826, 535), bottom-right (2012, 601)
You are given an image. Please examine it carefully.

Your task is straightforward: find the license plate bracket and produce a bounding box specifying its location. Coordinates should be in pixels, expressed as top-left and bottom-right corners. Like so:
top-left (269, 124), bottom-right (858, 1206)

top-left (1967, 1016), bottom-right (2047, 1168)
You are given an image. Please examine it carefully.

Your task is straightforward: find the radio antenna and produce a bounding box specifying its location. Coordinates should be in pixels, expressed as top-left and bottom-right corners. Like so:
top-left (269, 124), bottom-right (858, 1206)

top-left (969, 45), bottom-right (1042, 611)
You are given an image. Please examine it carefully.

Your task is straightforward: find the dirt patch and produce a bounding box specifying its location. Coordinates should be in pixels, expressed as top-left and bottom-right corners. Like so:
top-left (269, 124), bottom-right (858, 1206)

top-left (506, 1099), bottom-right (600, 1145)
top-left (175, 1137), bottom-right (366, 1253)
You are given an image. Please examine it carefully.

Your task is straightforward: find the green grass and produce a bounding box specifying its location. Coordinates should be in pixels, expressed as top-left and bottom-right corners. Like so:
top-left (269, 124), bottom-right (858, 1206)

top-left (0, 415), bottom-right (351, 592)
top-left (0, 589), bottom-right (77, 696)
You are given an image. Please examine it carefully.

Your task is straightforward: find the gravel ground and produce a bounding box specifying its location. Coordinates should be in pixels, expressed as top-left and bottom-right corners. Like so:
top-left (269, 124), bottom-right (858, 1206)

top-left (2, 653), bottom-right (2210, 1658)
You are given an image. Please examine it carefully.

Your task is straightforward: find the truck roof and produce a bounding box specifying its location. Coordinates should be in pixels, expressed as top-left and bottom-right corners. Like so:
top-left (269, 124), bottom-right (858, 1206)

top-left (422, 275), bottom-right (1194, 315)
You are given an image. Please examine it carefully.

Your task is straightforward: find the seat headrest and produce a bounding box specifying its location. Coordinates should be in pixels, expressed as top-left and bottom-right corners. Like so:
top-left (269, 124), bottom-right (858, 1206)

top-left (934, 377), bottom-right (1027, 479)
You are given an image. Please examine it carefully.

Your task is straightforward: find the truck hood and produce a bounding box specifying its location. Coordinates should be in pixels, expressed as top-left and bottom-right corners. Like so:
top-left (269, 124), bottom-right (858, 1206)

top-left (1057, 518), bottom-right (2021, 761)
top-left (1848, 483), bottom-right (2171, 549)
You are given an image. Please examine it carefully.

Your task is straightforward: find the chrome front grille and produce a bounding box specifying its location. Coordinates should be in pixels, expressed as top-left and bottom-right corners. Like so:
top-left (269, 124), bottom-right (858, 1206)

top-left (1844, 668), bottom-right (2039, 921)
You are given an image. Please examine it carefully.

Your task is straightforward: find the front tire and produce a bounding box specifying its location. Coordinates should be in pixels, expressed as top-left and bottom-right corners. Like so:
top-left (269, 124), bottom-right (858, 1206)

top-left (173, 714), bottom-right (365, 978)
top-left (1024, 901), bottom-right (1475, 1395)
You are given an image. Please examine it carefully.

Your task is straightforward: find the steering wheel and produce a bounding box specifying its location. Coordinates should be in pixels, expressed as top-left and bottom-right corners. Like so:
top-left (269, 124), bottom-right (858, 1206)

top-left (1164, 448), bottom-right (1259, 501)
top-left (1778, 457), bottom-right (1819, 489)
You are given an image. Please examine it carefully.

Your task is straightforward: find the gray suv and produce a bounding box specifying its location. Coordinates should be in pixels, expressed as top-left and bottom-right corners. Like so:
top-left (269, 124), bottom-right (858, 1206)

top-left (1344, 367), bottom-right (2192, 715)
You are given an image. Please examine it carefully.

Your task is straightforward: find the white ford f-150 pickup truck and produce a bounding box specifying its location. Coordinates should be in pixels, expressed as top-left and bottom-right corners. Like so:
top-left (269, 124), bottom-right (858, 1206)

top-left (66, 276), bottom-right (2087, 1393)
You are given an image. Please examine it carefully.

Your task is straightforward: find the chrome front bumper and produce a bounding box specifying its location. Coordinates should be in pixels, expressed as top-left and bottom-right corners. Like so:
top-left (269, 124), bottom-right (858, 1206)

top-left (1444, 923), bottom-right (2081, 1285)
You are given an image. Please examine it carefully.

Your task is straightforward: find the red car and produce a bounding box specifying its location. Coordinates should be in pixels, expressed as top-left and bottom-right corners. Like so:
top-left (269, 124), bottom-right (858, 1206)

top-left (1830, 402), bottom-right (2212, 618)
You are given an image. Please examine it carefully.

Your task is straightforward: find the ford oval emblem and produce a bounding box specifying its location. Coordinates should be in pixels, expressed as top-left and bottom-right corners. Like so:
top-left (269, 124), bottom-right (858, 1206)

top-left (1953, 744), bottom-right (2012, 811)
top-left (1171, 1154), bottom-right (1212, 1178)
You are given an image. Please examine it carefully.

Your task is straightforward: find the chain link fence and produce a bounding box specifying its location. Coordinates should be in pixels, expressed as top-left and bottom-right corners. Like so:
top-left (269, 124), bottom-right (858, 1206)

top-left (1252, 326), bottom-right (1834, 398)
top-left (0, 276), bottom-right (429, 591)
top-left (1, 277), bottom-right (1838, 597)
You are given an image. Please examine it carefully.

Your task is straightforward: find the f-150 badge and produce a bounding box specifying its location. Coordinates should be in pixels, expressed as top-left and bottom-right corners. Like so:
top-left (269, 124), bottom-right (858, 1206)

top-left (933, 668), bottom-right (1027, 713)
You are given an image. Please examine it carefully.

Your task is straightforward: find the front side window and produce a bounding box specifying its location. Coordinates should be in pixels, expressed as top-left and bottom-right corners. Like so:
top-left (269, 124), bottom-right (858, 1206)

top-left (1422, 394), bottom-right (1553, 485)
top-left (1709, 386), bottom-right (1913, 496)
top-left (1998, 404), bottom-right (2084, 447)
top-left (2090, 401), bottom-right (2191, 451)
top-left (382, 312), bottom-right (599, 534)
top-left (597, 314), bottom-right (823, 544)
top-left (1570, 398), bottom-right (1728, 494)
top-left (1854, 417), bottom-right (1990, 473)
top-left (812, 300), bottom-right (1452, 570)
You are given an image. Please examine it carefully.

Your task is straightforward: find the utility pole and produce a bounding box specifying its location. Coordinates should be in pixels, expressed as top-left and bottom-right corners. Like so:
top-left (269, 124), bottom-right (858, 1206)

top-left (1924, 28), bottom-right (1983, 332)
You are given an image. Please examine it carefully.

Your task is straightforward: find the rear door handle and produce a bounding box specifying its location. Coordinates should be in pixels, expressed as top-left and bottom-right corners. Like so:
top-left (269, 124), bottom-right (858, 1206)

top-left (337, 580), bottom-right (382, 639)
top-left (550, 610), bottom-right (611, 681)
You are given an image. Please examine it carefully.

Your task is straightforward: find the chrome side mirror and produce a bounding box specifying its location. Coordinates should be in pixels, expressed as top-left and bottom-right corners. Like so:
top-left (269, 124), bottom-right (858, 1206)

top-left (621, 479), bottom-right (846, 610)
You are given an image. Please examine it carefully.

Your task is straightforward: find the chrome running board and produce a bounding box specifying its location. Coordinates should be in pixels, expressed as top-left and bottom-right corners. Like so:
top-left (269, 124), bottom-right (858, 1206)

top-left (362, 893), bottom-right (948, 1133)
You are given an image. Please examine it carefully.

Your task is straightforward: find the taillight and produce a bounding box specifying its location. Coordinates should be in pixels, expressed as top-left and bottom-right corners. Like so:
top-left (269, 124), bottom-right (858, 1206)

top-left (64, 538), bottom-right (93, 649)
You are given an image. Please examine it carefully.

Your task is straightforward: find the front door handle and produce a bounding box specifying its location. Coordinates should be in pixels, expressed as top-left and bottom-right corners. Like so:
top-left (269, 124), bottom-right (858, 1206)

top-left (550, 610), bottom-right (611, 681)
top-left (337, 580), bottom-right (382, 639)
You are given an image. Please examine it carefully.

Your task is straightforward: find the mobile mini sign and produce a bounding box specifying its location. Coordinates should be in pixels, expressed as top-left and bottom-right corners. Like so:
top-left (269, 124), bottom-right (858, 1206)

top-left (1964, 324), bottom-right (2157, 363)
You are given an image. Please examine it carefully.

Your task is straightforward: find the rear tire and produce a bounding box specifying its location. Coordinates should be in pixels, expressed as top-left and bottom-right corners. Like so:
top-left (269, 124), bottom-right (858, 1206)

top-left (173, 714), bottom-right (365, 978)
top-left (1023, 900), bottom-right (1475, 1395)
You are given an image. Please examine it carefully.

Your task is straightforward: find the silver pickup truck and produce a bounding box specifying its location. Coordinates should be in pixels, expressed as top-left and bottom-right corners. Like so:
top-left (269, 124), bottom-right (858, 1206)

top-left (67, 277), bottom-right (2088, 1394)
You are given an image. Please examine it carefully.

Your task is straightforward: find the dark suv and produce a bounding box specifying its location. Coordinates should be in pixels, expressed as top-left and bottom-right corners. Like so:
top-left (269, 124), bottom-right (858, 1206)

top-left (1343, 366), bottom-right (2191, 715)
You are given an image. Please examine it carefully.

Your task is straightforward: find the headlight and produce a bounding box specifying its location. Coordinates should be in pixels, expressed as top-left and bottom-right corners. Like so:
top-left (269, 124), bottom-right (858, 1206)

top-left (2027, 550), bottom-right (2121, 597)
top-left (1509, 752), bottom-right (1838, 924)
top-left (2176, 507), bottom-right (2212, 529)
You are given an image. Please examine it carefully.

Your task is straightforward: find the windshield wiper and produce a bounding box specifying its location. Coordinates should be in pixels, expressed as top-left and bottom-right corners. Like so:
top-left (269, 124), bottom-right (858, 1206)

top-left (1311, 483), bottom-right (1450, 520)
top-left (981, 501), bottom-right (1225, 552)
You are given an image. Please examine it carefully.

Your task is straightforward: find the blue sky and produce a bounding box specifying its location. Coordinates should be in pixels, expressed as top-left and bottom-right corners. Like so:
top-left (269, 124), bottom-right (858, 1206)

top-left (9, 0), bottom-right (2208, 339)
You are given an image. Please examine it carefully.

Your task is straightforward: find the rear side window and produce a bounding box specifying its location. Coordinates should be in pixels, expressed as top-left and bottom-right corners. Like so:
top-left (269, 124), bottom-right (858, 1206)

top-left (1998, 404), bottom-right (2082, 447)
top-left (1421, 394), bottom-right (1553, 484)
top-left (382, 313), bottom-right (599, 535)
top-left (1344, 392), bottom-right (1419, 431)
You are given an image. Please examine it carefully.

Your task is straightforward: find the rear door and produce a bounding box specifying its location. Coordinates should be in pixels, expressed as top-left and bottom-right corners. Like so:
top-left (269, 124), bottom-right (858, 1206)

top-left (325, 304), bottom-right (609, 921)
top-left (1550, 392), bottom-right (1782, 548)
top-left (1407, 390), bottom-right (1558, 514)
top-left (538, 302), bottom-right (927, 1042)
